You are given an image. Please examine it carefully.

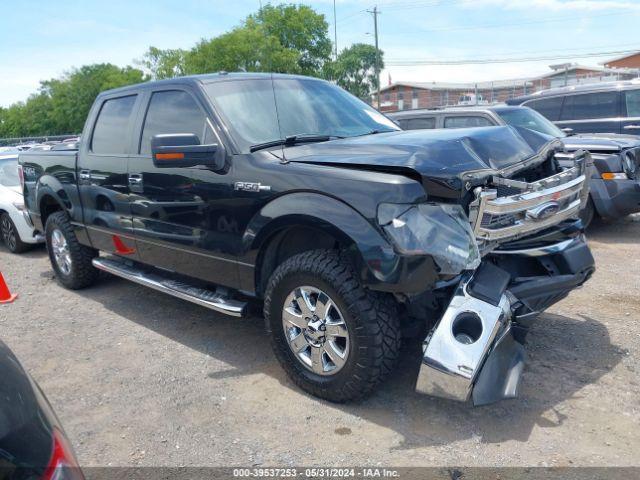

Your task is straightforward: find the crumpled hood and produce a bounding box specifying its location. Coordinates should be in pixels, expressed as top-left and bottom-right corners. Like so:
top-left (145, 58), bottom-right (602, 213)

top-left (562, 133), bottom-right (640, 154)
top-left (283, 126), bottom-right (556, 197)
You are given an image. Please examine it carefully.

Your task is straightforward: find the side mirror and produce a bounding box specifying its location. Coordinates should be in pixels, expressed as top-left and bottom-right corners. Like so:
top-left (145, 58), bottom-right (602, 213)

top-left (561, 127), bottom-right (574, 135)
top-left (151, 134), bottom-right (220, 169)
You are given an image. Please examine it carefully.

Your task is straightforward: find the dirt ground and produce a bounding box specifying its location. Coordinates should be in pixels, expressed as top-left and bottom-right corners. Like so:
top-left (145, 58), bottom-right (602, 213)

top-left (1, 217), bottom-right (639, 468)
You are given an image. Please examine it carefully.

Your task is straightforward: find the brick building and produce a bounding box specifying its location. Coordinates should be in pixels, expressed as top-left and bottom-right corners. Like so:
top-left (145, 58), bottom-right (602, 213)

top-left (377, 61), bottom-right (640, 112)
top-left (603, 51), bottom-right (640, 69)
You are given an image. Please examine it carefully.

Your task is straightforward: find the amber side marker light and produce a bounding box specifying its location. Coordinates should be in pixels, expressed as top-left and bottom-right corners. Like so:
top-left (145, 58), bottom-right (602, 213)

top-left (601, 172), bottom-right (628, 180)
top-left (156, 152), bottom-right (184, 160)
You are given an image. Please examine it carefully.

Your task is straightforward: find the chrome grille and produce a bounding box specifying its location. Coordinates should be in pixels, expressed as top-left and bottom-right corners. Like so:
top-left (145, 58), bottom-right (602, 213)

top-left (470, 151), bottom-right (590, 248)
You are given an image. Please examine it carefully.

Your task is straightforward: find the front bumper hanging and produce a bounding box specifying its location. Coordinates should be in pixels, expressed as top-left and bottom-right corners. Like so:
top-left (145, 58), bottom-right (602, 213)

top-left (416, 234), bottom-right (595, 405)
top-left (415, 264), bottom-right (525, 406)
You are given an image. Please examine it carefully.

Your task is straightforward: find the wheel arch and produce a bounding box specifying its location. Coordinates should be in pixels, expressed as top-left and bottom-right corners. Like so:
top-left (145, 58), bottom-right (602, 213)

top-left (32, 170), bottom-right (76, 229)
top-left (254, 222), bottom-right (357, 296)
top-left (242, 192), bottom-right (398, 297)
top-left (38, 192), bottom-right (66, 228)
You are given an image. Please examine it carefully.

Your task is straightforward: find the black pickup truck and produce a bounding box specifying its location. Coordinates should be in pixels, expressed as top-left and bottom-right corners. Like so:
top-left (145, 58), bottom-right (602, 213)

top-left (20, 73), bottom-right (595, 404)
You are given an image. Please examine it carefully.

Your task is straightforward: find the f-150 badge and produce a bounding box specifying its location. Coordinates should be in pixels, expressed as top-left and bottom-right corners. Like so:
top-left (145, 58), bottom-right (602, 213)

top-left (234, 182), bottom-right (271, 192)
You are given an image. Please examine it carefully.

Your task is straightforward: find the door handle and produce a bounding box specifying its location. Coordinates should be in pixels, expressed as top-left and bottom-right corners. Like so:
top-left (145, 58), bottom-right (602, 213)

top-left (128, 174), bottom-right (143, 185)
top-left (79, 169), bottom-right (91, 181)
top-left (623, 125), bottom-right (640, 130)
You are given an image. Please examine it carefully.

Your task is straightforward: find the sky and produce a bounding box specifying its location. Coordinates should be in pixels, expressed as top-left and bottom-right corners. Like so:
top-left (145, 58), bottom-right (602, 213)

top-left (1, 0), bottom-right (639, 107)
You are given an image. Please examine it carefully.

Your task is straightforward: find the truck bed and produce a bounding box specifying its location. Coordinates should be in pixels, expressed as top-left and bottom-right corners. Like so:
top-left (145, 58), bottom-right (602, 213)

top-left (19, 149), bottom-right (80, 232)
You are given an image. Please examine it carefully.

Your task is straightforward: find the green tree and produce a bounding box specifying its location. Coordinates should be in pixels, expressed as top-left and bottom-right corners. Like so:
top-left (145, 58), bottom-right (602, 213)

top-left (138, 46), bottom-right (187, 80)
top-left (183, 21), bottom-right (299, 74)
top-left (182, 3), bottom-right (331, 76)
top-left (330, 43), bottom-right (383, 99)
top-left (250, 4), bottom-right (332, 75)
top-left (0, 63), bottom-right (146, 137)
top-left (42, 63), bottom-right (147, 133)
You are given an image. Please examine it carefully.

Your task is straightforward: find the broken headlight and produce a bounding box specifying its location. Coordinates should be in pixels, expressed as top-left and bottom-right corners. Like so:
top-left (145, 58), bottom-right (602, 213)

top-left (377, 202), bottom-right (481, 275)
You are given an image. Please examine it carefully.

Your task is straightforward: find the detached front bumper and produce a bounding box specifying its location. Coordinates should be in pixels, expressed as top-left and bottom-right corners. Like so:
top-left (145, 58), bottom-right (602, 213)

top-left (416, 235), bottom-right (594, 405)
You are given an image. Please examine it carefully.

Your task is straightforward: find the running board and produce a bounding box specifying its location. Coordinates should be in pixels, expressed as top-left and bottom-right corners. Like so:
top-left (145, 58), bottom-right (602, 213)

top-left (92, 257), bottom-right (247, 317)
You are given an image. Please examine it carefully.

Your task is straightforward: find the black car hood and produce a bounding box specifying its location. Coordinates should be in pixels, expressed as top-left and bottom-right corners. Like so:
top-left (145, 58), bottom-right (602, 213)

top-left (283, 126), bottom-right (556, 197)
top-left (562, 133), bottom-right (640, 154)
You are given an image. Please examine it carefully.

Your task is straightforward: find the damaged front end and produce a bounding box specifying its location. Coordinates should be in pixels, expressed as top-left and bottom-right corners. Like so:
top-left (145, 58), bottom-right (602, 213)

top-left (414, 147), bottom-right (595, 405)
top-left (416, 263), bottom-right (524, 406)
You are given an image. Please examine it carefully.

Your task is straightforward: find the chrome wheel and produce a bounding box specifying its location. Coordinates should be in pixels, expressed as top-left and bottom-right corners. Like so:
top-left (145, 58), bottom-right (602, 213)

top-left (51, 229), bottom-right (72, 275)
top-left (1, 215), bottom-right (16, 251)
top-left (282, 286), bottom-right (350, 376)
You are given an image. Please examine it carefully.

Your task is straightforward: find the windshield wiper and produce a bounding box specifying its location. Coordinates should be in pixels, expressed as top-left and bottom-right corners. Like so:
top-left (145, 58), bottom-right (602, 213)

top-left (250, 134), bottom-right (338, 153)
top-left (350, 128), bottom-right (397, 138)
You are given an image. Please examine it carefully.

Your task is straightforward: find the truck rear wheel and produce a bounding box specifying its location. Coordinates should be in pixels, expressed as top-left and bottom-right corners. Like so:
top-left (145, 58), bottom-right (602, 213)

top-left (45, 211), bottom-right (99, 290)
top-left (264, 249), bottom-right (401, 402)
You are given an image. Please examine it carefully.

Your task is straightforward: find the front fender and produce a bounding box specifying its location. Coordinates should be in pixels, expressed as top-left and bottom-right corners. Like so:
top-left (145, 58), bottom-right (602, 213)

top-left (241, 192), bottom-right (439, 294)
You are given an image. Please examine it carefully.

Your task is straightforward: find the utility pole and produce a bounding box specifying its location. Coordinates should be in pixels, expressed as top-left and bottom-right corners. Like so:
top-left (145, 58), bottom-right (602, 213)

top-left (333, 0), bottom-right (338, 60)
top-left (367, 6), bottom-right (381, 109)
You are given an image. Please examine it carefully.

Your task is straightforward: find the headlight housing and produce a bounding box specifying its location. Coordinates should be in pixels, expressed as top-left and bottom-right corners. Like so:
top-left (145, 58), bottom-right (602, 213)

top-left (377, 202), bottom-right (481, 275)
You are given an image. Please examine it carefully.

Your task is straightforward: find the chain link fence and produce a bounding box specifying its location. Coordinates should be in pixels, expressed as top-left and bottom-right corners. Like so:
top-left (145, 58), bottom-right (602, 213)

top-left (0, 134), bottom-right (80, 148)
top-left (379, 69), bottom-right (640, 112)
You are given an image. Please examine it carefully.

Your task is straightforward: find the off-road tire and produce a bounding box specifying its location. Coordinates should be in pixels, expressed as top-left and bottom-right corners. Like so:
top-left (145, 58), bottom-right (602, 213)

top-left (264, 249), bottom-right (401, 402)
top-left (45, 211), bottom-right (99, 290)
top-left (1, 213), bottom-right (31, 253)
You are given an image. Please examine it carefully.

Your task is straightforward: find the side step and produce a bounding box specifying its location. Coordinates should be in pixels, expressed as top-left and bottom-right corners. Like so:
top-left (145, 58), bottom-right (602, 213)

top-left (92, 257), bottom-right (247, 317)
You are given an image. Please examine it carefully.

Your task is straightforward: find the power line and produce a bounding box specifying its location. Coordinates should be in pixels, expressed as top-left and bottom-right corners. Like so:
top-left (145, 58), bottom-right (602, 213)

top-left (386, 48), bottom-right (640, 65)
top-left (336, 0), bottom-right (470, 22)
top-left (389, 42), bottom-right (640, 62)
top-left (336, 7), bottom-right (369, 23)
top-left (384, 10), bottom-right (630, 34)
top-left (378, 0), bottom-right (477, 11)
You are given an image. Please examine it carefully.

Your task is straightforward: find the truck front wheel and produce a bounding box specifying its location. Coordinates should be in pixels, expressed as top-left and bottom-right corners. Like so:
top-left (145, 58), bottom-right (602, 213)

top-left (264, 250), bottom-right (401, 402)
top-left (45, 211), bottom-right (99, 290)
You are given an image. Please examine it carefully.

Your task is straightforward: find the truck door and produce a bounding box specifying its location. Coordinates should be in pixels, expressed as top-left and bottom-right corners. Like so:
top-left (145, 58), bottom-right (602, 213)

top-left (128, 88), bottom-right (239, 288)
top-left (77, 93), bottom-right (141, 258)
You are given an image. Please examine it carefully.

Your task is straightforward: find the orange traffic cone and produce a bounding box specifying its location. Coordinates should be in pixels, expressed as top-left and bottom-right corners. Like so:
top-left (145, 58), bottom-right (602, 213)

top-left (112, 235), bottom-right (136, 255)
top-left (0, 272), bottom-right (17, 304)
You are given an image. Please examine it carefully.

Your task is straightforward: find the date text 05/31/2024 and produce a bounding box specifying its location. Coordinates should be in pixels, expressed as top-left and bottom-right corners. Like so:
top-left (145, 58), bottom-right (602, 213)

top-left (232, 468), bottom-right (400, 478)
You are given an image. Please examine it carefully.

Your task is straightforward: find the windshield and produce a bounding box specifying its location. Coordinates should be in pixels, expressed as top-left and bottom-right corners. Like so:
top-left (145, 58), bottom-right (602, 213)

top-left (0, 156), bottom-right (20, 187)
top-left (496, 107), bottom-right (565, 138)
top-left (203, 78), bottom-right (399, 153)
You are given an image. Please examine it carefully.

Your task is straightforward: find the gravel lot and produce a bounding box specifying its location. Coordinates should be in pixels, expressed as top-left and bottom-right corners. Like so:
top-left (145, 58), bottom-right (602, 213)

top-left (1, 217), bottom-right (639, 468)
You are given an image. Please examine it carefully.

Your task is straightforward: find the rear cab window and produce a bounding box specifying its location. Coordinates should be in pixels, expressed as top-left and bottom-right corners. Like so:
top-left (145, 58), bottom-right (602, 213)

top-left (91, 95), bottom-right (138, 154)
top-left (139, 90), bottom-right (213, 155)
top-left (405, 117), bottom-right (436, 130)
top-left (443, 116), bottom-right (493, 129)
top-left (0, 156), bottom-right (19, 187)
